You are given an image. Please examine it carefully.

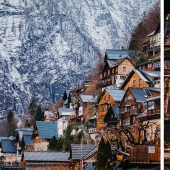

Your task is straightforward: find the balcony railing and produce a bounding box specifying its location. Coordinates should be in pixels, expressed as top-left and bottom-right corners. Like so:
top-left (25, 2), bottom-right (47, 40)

top-left (130, 108), bottom-right (138, 115)
top-left (88, 128), bottom-right (97, 134)
top-left (147, 108), bottom-right (160, 115)
top-left (100, 79), bottom-right (112, 87)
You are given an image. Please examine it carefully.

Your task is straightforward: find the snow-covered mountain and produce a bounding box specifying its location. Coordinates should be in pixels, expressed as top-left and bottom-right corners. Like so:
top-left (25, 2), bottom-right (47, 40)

top-left (0, 0), bottom-right (157, 115)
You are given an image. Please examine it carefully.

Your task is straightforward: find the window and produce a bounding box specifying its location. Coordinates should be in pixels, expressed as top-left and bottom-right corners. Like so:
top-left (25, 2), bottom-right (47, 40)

top-left (108, 70), bottom-right (110, 75)
top-left (112, 68), bottom-right (114, 73)
top-left (148, 63), bottom-right (152, 68)
top-left (140, 79), bottom-right (142, 85)
top-left (148, 101), bottom-right (154, 110)
top-left (133, 80), bottom-right (136, 86)
top-left (104, 72), bottom-right (106, 76)
top-left (120, 76), bottom-right (126, 80)
top-left (123, 67), bottom-right (126, 72)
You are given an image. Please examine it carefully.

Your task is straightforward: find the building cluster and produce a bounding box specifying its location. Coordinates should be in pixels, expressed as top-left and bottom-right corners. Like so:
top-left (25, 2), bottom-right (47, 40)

top-left (0, 22), bottom-right (161, 170)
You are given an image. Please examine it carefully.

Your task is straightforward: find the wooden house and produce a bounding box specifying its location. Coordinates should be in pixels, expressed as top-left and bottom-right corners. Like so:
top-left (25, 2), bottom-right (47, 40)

top-left (119, 87), bottom-right (151, 127)
top-left (104, 105), bottom-right (119, 127)
top-left (100, 49), bottom-right (135, 88)
top-left (78, 94), bottom-right (97, 123)
top-left (148, 23), bottom-right (160, 56)
top-left (58, 107), bottom-right (76, 127)
top-left (137, 59), bottom-right (160, 71)
top-left (69, 144), bottom-right (97, 170)
top-left (164, 13), bottom-right (170, 59)
top-left (14, 128), bottom-right (33, 161)
top-left (121, 69), bottom-right (160, 90)
top-left (96, 88), bottom-right (125, 129)
top-left (22, 151), bottom-right (71, 170)
top-left (101, 56), bottom-right (135, 89)
top-left (0, 138), bottom-right (22, 169)
top-left (129, 145), bottom-right (160, 165)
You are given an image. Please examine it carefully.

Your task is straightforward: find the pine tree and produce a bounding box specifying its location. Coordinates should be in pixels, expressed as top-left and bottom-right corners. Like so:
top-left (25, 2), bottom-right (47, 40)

top-left (48, 136), bottom-right (57, 150)
top-left (95, 137), bottom-right (107, 170)
top-left (105, 141), bottom-right (113, 170)
top-left (7, 110), bottom-right (17, 136)
top-left (35, 105), bottom-right (44, 121)
top-left (95, 137), bottom-right (113, 170)
top-left (28, 97), bottom-right (37, 116)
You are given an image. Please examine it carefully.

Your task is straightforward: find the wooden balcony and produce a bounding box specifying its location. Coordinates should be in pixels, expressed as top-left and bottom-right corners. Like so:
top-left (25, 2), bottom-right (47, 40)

top-left (130, 108), bottom-right (138, 115)
top-left (121, 111), bottom-right (130, 119)
top-left (147, 108), bottom-right (160, 115)
top-left (100, 79), bottom-right (112, 87)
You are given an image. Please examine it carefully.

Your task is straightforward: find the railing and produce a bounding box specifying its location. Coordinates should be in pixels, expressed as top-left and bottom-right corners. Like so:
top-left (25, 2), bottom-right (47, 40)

top-left (147, 108), bottom-right (160, 115)
top-left (130, 108), bottom-right (138, 115)
top-left (88, 128), bottom-right (97, 134)
top-left (100, 79), bottom-right (112, 87)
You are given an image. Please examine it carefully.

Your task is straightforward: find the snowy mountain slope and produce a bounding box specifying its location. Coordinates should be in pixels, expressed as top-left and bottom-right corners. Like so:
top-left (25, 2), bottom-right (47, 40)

top-left (0, 0), bottom-right (157, 114)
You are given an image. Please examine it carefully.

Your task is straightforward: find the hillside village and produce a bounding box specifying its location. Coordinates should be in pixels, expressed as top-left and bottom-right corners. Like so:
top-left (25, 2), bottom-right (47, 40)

top-left (0, 17), bottom-right (160, 170)
top-left (0, 16), bottom-right (161, 170)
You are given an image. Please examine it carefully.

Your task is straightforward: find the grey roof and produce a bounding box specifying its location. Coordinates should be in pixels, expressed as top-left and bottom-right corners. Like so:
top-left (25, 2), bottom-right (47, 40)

top-left (105, 89), bottom-right (126, 102)
top-left (24, 135), bottom-right (32, 145)
top-left (105, 49), bottom-right (135, 60)
top-left (1, 139), bottom-right (17, 153)
top-left (111, 105), bottom-right (119, 118)
top-left (141, 70), bottom-right (160, 78)
top-left (130, 88), bottom-right (151, 102)
top-left (80, 94), bottom-right (97, 103)
top-left (24, 151), bottom-right (70, 162)
top-left (107, 57), bottom-right (134, 68)
top-left (58, 108), bottom-right (75, 116)
top-left (71, 144), bottom-right (97, 160)
top-left (0, 137), bottom-right (9, 142)
top-left (36, 121), bottom-right (58, 139)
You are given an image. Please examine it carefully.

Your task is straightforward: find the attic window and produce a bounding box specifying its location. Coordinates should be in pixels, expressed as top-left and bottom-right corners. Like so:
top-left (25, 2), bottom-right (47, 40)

top-left (133, 80), bottom-right (136, 86)
top-left (140, 79), bottom-right (142, 85)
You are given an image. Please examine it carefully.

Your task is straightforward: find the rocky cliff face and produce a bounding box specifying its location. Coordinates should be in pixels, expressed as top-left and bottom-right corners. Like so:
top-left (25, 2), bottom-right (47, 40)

top-left (0, 0), bottom-right (157, 115)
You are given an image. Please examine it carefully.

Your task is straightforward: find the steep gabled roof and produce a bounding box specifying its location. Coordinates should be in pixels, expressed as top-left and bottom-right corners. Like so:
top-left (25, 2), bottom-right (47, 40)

top-left (107, 57), bottom-right (135, 68)
top-left (70, 144), bottom-right (97, 160)
top-left (120, 69), bottom-right (154, 89)
top-left (129, 87), bottom-right (151, 102)
top-left (97, 88), bottom-right (125, 104)
top-left (104, 49), bottom-right (135, 61)
top-left (1, 139), bottom-right (17, 153)
top-left (24, 151), bottom-right (70, 162)
top-left (105, 89), bottom-right (126, 102)
top-left (104, 105), bottom-right (119, 124)
top-left (141, 70), bottom-right (160, 78)
top-left (36, 121), bottom-right (58, 139)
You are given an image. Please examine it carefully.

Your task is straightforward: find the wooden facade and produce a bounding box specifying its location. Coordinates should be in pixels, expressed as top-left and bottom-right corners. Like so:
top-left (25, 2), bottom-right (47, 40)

top-left (101, 57), bottom-right (135, 88)
top-left (119, 88), bottom-right (150, 127)
top-left (96, 91), bottom-right (115, 129)
top-left (123, 71), bottom-right (149, 90)
top-left (130, 145), bottom-right (160, 164)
